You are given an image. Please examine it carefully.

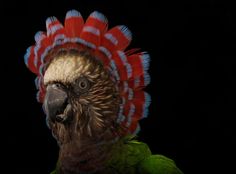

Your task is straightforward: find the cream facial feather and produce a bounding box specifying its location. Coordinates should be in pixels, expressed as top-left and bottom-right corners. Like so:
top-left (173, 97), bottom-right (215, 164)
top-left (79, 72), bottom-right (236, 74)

top-left (44, 54), bottom-right (97, 85)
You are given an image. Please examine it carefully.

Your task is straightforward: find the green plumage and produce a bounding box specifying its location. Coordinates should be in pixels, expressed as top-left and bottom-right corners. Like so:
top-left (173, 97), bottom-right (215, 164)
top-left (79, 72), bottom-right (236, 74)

top-left (51, 135), bottom-right (183, 174)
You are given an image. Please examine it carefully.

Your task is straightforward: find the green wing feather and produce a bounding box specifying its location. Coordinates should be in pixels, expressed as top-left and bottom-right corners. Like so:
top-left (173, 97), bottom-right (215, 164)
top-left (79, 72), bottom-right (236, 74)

top-left (138, 154), bottom-right (184, 174)
top-left (106, 135), bottom-right (152, 173)
top-left (107, 135), bottom-right (183, 174)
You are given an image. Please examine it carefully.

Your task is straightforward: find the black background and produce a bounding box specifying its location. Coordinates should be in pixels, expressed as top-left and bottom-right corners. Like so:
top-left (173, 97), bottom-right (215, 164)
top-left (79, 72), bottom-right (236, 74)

top-left (0, 0), bottom-right (235, 173)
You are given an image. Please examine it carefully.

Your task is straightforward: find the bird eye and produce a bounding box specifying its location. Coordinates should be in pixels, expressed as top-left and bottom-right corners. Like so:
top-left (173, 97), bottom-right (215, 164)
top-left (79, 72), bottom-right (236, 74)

top-left (51, 83), bottom-right (62, 89)
top-left (74, 77), bottom-right (90, 94)
top-left (79, 80), bottom-right (87, 89)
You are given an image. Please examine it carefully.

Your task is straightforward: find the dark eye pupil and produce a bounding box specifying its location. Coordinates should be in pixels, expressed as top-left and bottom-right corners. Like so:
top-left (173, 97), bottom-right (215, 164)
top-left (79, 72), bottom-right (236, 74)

top-left (79, 81), bottom-right (86, 89)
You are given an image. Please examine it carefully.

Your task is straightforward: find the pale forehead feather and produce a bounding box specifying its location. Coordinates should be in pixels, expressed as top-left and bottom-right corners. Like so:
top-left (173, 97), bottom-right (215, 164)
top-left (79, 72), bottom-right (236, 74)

top-left (44, 55), bottom-right (90, 85)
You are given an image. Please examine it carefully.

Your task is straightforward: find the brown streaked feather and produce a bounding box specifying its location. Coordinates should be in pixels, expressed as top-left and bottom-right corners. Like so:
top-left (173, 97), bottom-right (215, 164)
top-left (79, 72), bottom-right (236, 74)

top-left (44, 50), bottom-right (121, 173)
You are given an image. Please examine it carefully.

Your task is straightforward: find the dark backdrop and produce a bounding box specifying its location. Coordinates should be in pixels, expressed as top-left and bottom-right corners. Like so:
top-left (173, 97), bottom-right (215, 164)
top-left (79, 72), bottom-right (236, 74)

top-left (0, 0), bottom-right (235, 173)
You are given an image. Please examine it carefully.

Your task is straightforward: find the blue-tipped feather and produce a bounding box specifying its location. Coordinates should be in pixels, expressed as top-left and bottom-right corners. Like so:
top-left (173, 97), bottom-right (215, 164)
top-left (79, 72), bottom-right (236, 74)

top-left (126, 104), bottom-right (135, 127)
top-left (118, 25), bottom-right (132, 41)
top-left (34, 45), bottom-right (40, 60)
top-left (50, 24), bottom-right (63, 34)
top-left (46, 16), bottom-right (58, 29)
top-left (71, 38), bottom-right (96, 49)
top-left (144, 72), bottom-right (151, 86)
top-left (110, 60), bottom-right (120, 81)
top-left (66, 9), bottom-right (81, 19)
top-left (140, 52), bottom-right (150, 71)
top-left (78, 39), bottom-right (96, 49)
top-left (83, 26), bottom-right (100, 36)
top-left (126, 64), bottom-right (132, 79)
top-left (123, 81), bottom-right (129, 93)
top-left (54, 34), bottom-right (70, 44)
top-left (117, 105), bottom-right (125, 123)
top-left (104, 33), bottom-right (118, 45)
top-left (34, 31), bottom-right (45, 43)
top-left (142, 92), bottom-right (151, 118)
top-left (53, 34), bottom-right (66, 47)
top-left (24, 46), bottom-right (32, 66)
top-left (90, 11), bottom-right (108, 23)
top-left (53, 40), bottom-right (64, 47)
top-left (46, 16), bottom-right (60, 36)
top-left (41, 45), bottom-right (53, 63)
top-left (134, 77), bottom-right (140, 88)
top-left (53, 34), bottom-right (66, 42)
top-left (128, 88), bottom-right (134, 100)
top-left (98, 46), bottom-right (112, 59)
top-left (117, 51), bottom-right (132, 79)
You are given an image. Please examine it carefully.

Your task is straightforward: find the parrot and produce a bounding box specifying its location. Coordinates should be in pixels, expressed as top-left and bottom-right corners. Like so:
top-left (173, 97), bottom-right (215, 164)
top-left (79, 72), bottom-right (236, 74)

top-left (24, 9), bottom-right (184, 174)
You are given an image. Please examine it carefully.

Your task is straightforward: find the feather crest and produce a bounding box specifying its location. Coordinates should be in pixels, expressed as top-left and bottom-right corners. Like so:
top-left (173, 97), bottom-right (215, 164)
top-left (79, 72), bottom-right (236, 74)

top-left (24, 9), bottom-right (151, 136)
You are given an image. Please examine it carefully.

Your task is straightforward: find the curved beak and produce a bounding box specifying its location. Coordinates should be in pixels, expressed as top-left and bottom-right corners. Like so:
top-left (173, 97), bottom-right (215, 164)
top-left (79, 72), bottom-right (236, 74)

top-left (43, 85), bottom-right (69, 123)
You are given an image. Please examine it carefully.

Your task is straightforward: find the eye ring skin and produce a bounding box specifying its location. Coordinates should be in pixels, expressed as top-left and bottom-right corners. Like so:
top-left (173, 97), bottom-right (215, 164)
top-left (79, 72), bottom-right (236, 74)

top-left (73, 76), bottom-right (91, 95)
top-left (78, 79), bottom-right (87, 89)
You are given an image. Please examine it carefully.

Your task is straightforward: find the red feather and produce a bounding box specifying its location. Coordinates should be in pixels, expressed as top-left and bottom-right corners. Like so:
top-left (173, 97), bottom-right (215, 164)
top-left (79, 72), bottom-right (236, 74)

top-left (64, 10), bottom-right (84, 38)
top-left (80, 11), bottom-right (108, 47)
top-left (104, 25), bottom-right (132, 51)
top-left (25, 46), bottom-right (38, 74)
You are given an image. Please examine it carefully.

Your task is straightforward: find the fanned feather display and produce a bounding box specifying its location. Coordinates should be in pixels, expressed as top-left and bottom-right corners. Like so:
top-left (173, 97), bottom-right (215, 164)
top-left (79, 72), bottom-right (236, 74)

top-left (24, 9), bottom-right (151, 135)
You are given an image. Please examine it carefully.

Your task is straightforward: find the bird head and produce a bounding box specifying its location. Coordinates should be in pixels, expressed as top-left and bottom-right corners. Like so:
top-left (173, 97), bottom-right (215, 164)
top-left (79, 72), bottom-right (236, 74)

top-left (24, 9), bottom-right (151, 172)
top-left (43, 50), bottom-right (120, 145)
